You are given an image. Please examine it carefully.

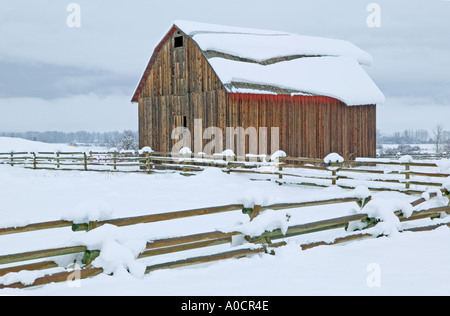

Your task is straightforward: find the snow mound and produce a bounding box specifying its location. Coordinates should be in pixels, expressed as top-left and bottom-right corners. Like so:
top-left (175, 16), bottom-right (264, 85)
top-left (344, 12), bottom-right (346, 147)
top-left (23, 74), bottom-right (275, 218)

top-left (436, 159), bottom-right (450, 173)
top-left (139, 146), bottom-right (153, 154)
top-left (222, 209), bottom-right (290, 238)
top-left (196, 167), bottom-right (228, 181)
top-left (352, 185), bottom-right (371, 200)
top-left (70, 224), bottom-right (147, 278)
top-left (214, 149), bottom-right (236, 157)
top-left (239, 187), bottom-right (271, 208)
top-left (179, 147), bottom-right (192, 155)
top-left (270, 150), bottom-right (286, 161)
top-left (324, 153), bottom-right (344, 164)
top-left (398, 155), bottom-right (413, 163)
top-left (359, 198), bottom-right (414, 236)
top-left (442, 177), bottom-right (450, 192)
top-left (61, 200), bottom-right (115, 224)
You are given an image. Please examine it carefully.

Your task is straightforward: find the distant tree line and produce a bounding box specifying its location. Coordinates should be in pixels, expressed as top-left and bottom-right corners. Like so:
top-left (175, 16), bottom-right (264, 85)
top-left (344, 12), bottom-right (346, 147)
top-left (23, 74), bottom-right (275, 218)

top-left (378, 125), bottom-right (450, 155)
top-left (3, 127), bottom-right (450, 154)
top-left (0, 130), bottom-right (139, 150)
top-left (377, 129), bottom-right (432, 145)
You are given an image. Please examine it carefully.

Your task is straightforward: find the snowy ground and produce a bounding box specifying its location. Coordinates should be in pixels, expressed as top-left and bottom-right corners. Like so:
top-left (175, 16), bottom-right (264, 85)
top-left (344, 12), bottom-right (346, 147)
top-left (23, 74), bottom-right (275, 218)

top-left (1, 138), bottom-right (450, 296)
top-left (0, 136), bottom-right (101, 153)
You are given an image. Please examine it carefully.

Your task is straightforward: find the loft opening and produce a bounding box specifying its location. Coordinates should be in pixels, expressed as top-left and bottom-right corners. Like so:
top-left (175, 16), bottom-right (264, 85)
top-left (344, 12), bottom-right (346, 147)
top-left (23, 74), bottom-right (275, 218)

top-left (174, 36), bottom-right (184, 48)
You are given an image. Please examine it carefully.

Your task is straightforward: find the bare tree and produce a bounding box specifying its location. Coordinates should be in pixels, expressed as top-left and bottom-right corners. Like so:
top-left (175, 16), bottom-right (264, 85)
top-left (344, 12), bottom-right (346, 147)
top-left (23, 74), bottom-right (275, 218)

top-left (119, 130), bottom-right (138, 151)
top-left (433, 124), bottom-right (445, 154)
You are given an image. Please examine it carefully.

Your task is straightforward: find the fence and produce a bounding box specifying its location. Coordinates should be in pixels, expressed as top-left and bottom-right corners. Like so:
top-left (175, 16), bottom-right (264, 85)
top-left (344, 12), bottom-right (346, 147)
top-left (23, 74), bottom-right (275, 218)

top-left (275, 156), bottom-right (450, 194)
top-left (1, 151), bottom-right (450, 195)
top-left (1, 186), bottom-right (449, 289)
top-left (378, 152), bottom-right (450, 160)
top-left (2, 151), bottom-right (450, 289)
top-left (0, 150), bottom-right (269, 174)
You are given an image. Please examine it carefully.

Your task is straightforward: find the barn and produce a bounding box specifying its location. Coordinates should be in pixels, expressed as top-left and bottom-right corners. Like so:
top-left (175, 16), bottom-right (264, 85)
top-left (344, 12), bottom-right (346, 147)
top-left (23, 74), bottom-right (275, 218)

top-left (131, 20), bottom-right (384, 159)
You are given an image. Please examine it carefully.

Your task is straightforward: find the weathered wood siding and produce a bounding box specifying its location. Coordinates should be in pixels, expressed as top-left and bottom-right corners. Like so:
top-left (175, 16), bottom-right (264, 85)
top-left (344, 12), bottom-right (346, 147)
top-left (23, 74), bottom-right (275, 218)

top-left (227, 94), bottom-right (376, 159)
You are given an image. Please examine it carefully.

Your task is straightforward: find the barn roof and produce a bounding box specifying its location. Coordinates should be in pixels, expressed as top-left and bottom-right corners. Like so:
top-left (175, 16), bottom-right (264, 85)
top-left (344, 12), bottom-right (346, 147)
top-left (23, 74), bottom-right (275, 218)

top-left (132, 20), bottom-right (384, 106)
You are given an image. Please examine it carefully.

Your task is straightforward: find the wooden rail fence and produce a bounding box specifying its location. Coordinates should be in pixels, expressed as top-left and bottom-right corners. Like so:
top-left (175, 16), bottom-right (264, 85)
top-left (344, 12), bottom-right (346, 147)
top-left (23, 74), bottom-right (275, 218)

top-left (0, 151), bottom-right (266, 173)
top-left (276, 156), bottom-right (450, 194)
top-left (0, 193), bottom-right (370, 288)
top-left (1, 187), bottom-right (449, 289)
top-left (1, 151), bottom-right (450, 195)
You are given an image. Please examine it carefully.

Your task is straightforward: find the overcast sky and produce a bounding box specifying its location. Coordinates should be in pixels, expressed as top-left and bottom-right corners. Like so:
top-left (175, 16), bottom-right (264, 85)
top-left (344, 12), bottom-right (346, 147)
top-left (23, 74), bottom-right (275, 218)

top-left (0, 0), bottom-right (449, 134)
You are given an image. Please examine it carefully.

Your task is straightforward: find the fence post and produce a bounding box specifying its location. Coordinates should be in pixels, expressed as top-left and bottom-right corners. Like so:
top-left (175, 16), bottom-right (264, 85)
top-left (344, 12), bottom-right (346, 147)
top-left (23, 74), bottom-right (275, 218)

top-left (242, 205), bottom-right (262, 221)
top-left (83, 153), bottom-right (88, 171)
top-left (82, 249), bottom-right (100, 266)
top-left (113, 152), bottom-right (117, 171)
top-left (331, 168), bottom-right (337, 185)
top-left (146, 152), bottom-right (151, 174)
top-left (10, 152), bottom-right (14, 167)
top-left (276, 157), bottom-right (283, 180)
top-left (405, 163), bottom-right (410, 189)
top-left (356, 195), bottom-right (372, 209)
top-left (33, 152), bottom-right (37, 170)
top-left (250, 205), bottom-right (261, 221)
top-left (243, 205), bottom-right (274, 245)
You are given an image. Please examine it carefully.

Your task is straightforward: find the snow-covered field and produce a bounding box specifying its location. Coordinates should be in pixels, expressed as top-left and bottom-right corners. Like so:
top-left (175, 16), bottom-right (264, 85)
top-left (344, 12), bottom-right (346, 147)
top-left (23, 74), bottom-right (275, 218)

top-left (1, 137), bottom-right (450, 296)
top-left (0, 136), bottom-right (101, 153)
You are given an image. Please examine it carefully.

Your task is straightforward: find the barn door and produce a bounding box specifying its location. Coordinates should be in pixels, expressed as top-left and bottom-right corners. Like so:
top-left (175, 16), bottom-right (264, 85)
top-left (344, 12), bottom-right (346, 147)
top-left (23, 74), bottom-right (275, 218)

top-left (172, 115), bottom-right (188, 143)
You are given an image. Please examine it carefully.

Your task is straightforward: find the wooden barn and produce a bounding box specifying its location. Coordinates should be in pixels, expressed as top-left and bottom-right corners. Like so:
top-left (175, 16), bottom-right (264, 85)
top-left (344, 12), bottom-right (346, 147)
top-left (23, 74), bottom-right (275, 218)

top-left (131, 20), bottom-right (384, 159)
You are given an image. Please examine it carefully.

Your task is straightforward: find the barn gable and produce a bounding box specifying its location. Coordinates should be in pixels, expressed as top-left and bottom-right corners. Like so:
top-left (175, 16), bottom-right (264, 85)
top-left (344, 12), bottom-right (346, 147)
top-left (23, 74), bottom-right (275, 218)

top-left (132, 23), bottom-right (227, 103)
top-left (134, 23), bottom-right (228, 152)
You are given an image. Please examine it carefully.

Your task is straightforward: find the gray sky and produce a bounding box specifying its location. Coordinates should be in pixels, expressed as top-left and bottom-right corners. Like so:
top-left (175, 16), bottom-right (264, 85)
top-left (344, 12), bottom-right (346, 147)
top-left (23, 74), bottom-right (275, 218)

top-left (0, 0), bottom-right (449, 134)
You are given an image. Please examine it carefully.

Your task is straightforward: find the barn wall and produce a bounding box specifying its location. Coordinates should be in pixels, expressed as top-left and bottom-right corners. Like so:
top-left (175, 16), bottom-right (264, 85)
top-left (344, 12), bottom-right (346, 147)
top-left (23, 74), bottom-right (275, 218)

top-left (227, 94), bottom-right (376, 159)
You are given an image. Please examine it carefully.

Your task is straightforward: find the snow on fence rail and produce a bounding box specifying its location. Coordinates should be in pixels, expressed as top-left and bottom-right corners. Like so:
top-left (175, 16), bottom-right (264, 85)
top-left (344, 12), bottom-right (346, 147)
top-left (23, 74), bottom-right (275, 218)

top-left (1, 187), bottom-right (450, 289)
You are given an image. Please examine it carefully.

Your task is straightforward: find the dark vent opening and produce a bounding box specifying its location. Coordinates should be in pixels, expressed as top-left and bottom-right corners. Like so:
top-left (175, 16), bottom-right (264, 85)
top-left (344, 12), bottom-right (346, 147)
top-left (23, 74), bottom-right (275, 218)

top-left (174, 36), bottom-right (184, 48)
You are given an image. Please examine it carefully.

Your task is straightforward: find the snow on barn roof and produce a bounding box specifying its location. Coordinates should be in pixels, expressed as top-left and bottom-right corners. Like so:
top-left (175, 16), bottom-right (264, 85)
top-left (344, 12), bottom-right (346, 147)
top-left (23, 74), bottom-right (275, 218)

top-left (175, 20), bottom-right (374, 66)
top-left (132, 20), bottom-right (384, 106)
